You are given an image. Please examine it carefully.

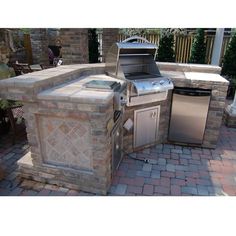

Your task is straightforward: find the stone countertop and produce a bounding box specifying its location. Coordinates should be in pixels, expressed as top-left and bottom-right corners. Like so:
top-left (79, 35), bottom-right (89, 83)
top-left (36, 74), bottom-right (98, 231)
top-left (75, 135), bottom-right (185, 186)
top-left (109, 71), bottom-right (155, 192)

top-left (0, 62), bottom-right (223, 89)
top-left (0, 62), bottom-right (229, 103)
top-left (0, 63), bottom-right (106, 88)
top-left (0, 64), bottom-right (106, 102)
top-left (37, 74), bottom-right (125, 104)
top-left (161, 71), bottom-right (229, 86)
top-left (184, 72), bottom-right (228, 84)
top-left (157, 62), bottom-right (222, 74)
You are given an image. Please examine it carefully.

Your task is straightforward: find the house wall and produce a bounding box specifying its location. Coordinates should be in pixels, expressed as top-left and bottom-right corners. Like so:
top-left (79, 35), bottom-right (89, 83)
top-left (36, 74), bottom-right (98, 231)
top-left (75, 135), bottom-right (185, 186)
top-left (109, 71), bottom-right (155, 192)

top-left (60, 28), bottom-right (89, 64)
top-left (30, 29), bottom-right (49, 65)
top-left (102, 28), bottom-right (119, 62)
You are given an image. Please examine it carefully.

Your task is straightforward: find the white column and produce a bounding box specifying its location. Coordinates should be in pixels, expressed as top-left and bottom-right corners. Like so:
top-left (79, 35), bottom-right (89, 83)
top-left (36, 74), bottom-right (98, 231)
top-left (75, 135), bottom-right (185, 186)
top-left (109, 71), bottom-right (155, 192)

top-left (227, 91), bottom-right (236, 115)
top-left (211, 28), bottom-right (224, 66)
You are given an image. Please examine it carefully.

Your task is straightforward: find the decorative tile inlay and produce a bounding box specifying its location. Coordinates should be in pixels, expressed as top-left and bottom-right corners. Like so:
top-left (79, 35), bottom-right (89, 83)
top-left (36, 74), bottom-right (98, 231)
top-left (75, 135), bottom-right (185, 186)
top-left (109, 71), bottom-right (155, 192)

top-left (59, 122), bottom-right (71, 135)
top-left (38, 115), bottom-right (92, 171)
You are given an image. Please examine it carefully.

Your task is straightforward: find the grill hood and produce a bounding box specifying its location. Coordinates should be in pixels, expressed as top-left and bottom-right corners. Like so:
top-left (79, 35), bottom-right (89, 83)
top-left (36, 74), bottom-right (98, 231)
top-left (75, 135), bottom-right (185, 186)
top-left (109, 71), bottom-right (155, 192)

top-left (105, 36), bottom-right (173, 97)
top-left (105, 36), bottom-right (159, 80)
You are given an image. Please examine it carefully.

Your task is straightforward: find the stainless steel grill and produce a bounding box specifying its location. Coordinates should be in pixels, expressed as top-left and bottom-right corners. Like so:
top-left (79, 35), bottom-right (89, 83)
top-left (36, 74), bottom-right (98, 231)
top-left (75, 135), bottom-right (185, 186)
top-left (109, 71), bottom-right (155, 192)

top-left (105, 36), bottom-right (174, 106)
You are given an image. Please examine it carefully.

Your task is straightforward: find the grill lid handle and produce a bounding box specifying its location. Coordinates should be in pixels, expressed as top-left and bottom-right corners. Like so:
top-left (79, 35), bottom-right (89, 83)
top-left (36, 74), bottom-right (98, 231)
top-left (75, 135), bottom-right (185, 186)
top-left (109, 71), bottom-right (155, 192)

top-left (122, 36), bottom-right (150, 43)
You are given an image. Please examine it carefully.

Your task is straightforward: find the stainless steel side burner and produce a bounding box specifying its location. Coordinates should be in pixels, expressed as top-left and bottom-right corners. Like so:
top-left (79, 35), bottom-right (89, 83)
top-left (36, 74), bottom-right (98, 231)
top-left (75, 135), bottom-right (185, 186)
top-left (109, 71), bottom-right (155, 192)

top-left (105, 36), bottom-right (174, 106)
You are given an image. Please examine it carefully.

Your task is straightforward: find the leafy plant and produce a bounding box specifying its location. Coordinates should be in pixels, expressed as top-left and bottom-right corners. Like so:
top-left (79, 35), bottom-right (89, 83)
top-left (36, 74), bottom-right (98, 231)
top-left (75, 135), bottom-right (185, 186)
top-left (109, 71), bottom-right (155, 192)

top-left (222, 32), bottom-right (236, 76)
top-left (0, 99), bottom-right (23, 134)
top-left (19, 28), bottom-right (31, 34)
top-left (221, 32), bottom-right (236, 97)
top-left (189, 28), bottom-right (206, 64)
top-left (231, 76), bottom-right (236, 91)
top-left (156, 28), bottom-right (175, 62)
top-left (119, 28), bottom-right (148, 37)
top-left (0, 99), bottom-right (21, 109)
top-left (0, 63), bottom-right (22, 110)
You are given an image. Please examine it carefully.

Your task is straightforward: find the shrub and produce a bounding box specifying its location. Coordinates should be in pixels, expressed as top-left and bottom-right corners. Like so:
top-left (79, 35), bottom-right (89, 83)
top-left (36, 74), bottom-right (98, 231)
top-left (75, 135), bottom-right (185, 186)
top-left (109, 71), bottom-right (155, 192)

top-left (88, 29), bottom-right (100, 63)
top-left (0, 63), bottom-right (22, 111)
top-left (189, 28), bottom-right (206, 64)
top-left (222, 32), bottom-right (236, 76)
top-left (221, 32), bottom-right (236, 97)
top-left (157, 29), bottom-right (175, 62)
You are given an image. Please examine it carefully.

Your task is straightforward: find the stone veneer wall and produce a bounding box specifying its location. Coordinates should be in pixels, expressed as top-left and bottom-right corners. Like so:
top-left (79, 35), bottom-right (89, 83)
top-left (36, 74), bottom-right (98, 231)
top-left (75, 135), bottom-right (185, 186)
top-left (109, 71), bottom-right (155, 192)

top-left (60, 29), bottom-right (89, 64)
top-left (20, 99), bottom-right (113, 194)
top-left (30, 29), bottom-right (49, 65)
top-left (0, 64), bottom-right (110, 194)
top-left (102, 28), bottom-right (119, 62)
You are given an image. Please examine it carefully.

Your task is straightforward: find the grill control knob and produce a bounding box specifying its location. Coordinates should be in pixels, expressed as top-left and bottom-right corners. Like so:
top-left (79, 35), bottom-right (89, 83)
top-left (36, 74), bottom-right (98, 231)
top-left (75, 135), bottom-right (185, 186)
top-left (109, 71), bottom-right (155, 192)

top-left (120, 95), bottom-right (127, 106)
top-left (160, 80), bottom-right (165, 85)
top-left (120, 98), bottom-right (127, 106)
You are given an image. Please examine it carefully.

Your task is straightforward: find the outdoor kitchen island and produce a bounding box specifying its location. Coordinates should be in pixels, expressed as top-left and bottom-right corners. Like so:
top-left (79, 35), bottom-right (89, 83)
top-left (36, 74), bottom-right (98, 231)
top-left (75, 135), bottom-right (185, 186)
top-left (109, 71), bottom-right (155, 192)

top-left (123, 63), bottom-right (229, 153)
top-left (0, 62), bottom-right (229, 194)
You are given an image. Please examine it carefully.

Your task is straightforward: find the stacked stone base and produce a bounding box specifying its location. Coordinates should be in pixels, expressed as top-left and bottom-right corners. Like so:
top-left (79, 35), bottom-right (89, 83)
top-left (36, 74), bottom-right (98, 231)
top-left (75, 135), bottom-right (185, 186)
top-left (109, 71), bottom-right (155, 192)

top-left (224, 109), bottom-right (236, 128)
top-left (17, 152), bottom-right (108, 195)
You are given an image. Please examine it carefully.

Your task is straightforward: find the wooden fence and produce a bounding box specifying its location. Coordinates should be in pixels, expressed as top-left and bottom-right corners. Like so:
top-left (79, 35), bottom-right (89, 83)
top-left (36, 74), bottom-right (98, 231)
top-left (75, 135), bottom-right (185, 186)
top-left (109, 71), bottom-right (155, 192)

top-left (115, 33), bottom-right (232, 65)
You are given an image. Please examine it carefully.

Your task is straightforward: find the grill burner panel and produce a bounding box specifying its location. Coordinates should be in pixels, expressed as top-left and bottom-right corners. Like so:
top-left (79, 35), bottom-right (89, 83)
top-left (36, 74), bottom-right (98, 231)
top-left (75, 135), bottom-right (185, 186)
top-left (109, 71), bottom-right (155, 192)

top-left (132, 77), bottom-right (173, 95)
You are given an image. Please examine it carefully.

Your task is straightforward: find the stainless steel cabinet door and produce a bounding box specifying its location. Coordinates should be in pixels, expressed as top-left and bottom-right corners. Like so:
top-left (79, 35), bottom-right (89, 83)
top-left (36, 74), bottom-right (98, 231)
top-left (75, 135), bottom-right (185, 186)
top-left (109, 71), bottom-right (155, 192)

top-left (169, 92), bottom-right (210, 144)
top-left (134, 106), bottom-right (160, 148)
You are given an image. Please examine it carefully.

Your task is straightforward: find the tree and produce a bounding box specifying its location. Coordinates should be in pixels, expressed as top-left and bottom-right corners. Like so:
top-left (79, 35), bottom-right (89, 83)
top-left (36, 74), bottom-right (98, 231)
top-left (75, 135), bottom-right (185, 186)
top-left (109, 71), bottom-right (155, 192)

top-left (222, 31), bottom-right (236, 97)
top-left (189, 28), bottom-right (206, 64)
top-left (119, 28), bottom-right (148, 37)
top-left (221, 32), bottom-right (236, 76)
top-left (156, 28), bottom-right (175, 62)
top-left (88, 29), bottom-right (100, 63)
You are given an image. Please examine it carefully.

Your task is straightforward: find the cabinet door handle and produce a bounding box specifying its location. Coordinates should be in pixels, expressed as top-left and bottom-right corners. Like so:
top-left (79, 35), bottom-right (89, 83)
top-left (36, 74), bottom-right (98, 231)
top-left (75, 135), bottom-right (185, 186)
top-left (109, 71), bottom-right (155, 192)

top-left (151, 111), bottom-right (157, 118)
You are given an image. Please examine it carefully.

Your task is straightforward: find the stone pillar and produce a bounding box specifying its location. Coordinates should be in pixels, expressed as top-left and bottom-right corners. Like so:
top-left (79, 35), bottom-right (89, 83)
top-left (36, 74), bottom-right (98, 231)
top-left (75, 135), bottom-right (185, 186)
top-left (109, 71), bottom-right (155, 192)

top-left (224, 91), bottom-right (236, 127)
top-left (102, 28), bottom-right (119, 62)
top-left (30, 29), bottom-right (49, 65)
top-left (211, 28), bottom-right (224, 66)
top-left (60, 28), bottom-right (89, 65)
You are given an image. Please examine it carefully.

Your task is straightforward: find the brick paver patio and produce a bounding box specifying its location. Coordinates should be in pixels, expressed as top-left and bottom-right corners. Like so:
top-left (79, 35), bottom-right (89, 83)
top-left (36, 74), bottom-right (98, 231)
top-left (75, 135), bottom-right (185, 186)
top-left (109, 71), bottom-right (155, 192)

top-left (0, 124), bottom-right (236, 196)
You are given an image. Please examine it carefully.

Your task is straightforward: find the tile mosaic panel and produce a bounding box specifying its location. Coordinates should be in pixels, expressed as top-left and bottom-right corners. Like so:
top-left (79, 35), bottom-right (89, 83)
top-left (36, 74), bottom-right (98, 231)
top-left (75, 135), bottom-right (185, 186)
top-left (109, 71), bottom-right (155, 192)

top-left (38, 115), bottom-right (92, 171)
